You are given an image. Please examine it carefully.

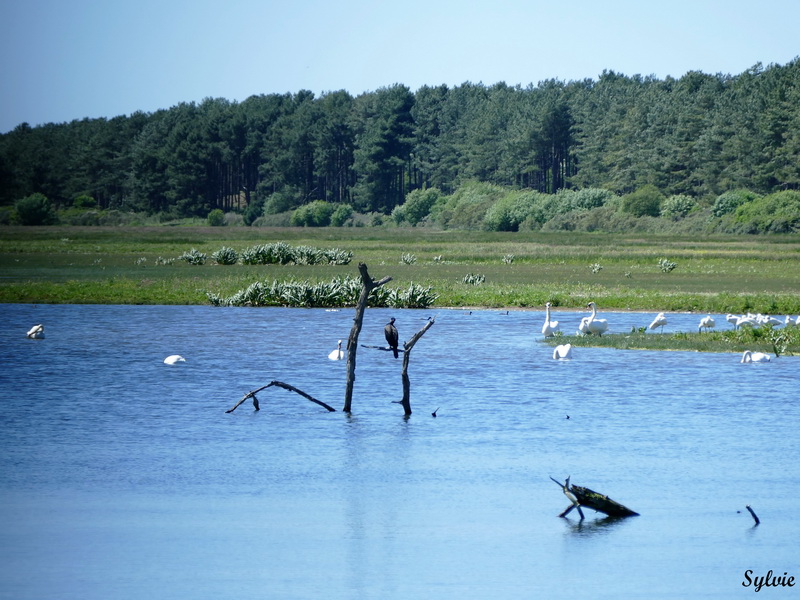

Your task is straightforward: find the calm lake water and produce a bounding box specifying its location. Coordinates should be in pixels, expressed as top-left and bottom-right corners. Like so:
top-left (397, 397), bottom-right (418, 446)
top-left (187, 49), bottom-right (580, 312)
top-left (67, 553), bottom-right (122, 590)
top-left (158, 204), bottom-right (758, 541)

top-left (1, 304), bottom-right (798, 599)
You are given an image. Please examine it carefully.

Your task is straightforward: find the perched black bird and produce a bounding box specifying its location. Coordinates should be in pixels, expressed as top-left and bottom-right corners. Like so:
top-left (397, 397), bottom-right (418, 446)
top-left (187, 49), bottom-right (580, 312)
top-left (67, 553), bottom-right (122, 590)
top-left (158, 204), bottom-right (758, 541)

top-left (384, 317), bottom-right (399, 358)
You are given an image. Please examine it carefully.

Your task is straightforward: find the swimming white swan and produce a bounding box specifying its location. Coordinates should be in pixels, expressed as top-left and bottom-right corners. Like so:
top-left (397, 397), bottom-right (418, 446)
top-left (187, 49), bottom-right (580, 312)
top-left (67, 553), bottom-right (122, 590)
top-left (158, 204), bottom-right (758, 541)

top-left (552, 343), bottom-right (573, 360)
top-left (328, 339), bottom-right (344, 360)
top-left (164, 355), bottom-right (186, 365)
top-left (648, 312), bottom-right (667, 333)
top-left (585, 302), bottom-right (609, 336)
top-left (741, 350), bottom-right (770, 363)
top-left (698, 315), bottom-right (716, 332)
top-left (26, 324), bottom-right (45, 339)
top-left (541, 302), bottom-right (560, 337)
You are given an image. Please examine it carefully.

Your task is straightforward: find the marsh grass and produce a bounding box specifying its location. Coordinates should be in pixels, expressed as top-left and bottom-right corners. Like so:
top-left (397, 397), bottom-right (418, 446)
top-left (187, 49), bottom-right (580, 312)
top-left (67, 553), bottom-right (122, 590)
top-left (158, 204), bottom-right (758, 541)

top-left (1, 226), bottom-right (799, 314)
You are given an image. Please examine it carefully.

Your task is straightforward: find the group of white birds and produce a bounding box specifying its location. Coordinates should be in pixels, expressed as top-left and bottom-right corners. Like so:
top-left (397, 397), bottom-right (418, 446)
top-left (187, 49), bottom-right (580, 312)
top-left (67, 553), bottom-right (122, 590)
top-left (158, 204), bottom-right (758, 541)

top-left (542, 303), bottom-right (796, 363)
top-left (28, 302), bottom-right (796, 367)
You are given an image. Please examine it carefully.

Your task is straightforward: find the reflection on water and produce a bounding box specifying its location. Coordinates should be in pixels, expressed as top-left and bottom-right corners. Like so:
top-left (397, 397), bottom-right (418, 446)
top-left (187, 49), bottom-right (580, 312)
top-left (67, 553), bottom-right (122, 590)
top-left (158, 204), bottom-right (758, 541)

top-left (0, 304), bottom-right (798, 599)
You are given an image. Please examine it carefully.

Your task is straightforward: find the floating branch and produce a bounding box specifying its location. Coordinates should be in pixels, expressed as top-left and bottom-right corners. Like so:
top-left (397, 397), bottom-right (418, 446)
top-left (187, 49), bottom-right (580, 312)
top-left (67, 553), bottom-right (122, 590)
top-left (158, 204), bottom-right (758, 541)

top-left (550, 476), bottom-right (639, 520)
top-left (746, 505), bottom-right (760, 526)
top-left (226, 380), bottom-right (336, 413)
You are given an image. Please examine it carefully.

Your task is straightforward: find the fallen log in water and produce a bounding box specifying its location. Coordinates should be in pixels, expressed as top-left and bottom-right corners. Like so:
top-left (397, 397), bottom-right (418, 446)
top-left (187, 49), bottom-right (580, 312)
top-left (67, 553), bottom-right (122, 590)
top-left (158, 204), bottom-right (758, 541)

top-left (551, 476), bottom-right (639, 520)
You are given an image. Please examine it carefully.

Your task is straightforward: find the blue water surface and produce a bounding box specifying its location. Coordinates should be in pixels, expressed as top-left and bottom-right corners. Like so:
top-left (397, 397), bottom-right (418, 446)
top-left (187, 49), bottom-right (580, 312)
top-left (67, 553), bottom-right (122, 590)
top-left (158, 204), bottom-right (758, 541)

top-left (0, 304), bottom-right (798, 599)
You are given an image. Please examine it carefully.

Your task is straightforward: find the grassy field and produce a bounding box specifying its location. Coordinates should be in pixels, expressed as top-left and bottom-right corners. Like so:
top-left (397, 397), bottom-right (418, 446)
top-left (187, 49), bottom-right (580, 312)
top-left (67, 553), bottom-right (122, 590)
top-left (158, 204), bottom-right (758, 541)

top-left (2, 225), bottom-right (799, 312)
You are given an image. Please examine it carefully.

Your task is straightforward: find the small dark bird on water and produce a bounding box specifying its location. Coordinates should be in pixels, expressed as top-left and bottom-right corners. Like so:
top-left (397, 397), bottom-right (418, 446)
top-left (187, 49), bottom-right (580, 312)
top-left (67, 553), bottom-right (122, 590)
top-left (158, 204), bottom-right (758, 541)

top-left (384, 317), bottom-right (399, 358)
top-left (432, 407), bottom-right (440, 417)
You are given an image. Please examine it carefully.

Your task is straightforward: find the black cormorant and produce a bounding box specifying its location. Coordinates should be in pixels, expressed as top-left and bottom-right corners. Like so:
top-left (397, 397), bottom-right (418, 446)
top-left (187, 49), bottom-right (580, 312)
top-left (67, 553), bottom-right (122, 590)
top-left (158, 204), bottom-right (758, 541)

top-left (384, 317), bottom-right (399, 358)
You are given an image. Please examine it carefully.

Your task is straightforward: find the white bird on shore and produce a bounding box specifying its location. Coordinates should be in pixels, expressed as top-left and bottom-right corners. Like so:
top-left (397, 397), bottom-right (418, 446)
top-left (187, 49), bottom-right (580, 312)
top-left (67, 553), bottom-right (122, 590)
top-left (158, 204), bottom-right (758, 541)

top-left (736, 315), bottom-right (759, 329)
top-left (741, 350), bottom-right (771, 363)
top-left (164, 355), bottom-right (186, 365)
top-left (542, 302), bottom-right (560, 337)
top-left (585, 302), bottom-right (609, 336)
top-left (698, 315), bottom-right (716, 333)
top-left (552, 344), bottom-right (573, 360)
top-left (328, 339), bottom-right (344, 360)
top-left (26, 324), bottom-right (45, 339)
top-left (648, 312), bottom-right (668, 333)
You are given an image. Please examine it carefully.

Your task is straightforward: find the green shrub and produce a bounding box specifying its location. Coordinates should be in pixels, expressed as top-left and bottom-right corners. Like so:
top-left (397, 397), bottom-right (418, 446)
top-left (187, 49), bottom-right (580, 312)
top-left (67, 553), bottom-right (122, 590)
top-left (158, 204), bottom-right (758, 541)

top-left (400, 187), bottom-right (441, 225)
top-left (14, 193), bottom-right (58, 225)
top-left (207, 276), bottom-right (437, 308)
top-left (291, 200), bottom-right (336, 227)
top-left (431, 181), bottom-right (505, 229)
top-left (211, 246), bottom-right (238, 265)
top-left (73, 195), bottom-right (97, 209)
top-left (621, 185), bottom-right (665, 217)
top-left (712, 189), bottom-right (759, 217)
top-left (178, 248), bottom-right (207, 265)
top-left (733, 190), bottom-right (800, 233)
top-left (661, 194), bottom-right (697, 219)
top-left (330, 204), bottom-right (353, 227)
top-left (207, 209), bottom-right (225, 226)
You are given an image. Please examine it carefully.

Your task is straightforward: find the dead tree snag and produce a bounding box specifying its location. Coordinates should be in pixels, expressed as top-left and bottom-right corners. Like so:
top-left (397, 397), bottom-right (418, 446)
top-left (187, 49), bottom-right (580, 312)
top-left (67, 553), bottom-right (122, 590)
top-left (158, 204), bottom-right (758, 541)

top-left (398, 316), bottom-right (436, 416)
top-left (343, 263), bottom-right (392, 413)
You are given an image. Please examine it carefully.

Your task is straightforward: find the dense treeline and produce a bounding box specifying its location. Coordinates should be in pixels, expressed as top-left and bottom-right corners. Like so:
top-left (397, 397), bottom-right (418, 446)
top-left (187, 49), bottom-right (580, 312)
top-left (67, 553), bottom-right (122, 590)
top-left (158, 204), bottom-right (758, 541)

top-left (1, 60), bottom-right (799, 228)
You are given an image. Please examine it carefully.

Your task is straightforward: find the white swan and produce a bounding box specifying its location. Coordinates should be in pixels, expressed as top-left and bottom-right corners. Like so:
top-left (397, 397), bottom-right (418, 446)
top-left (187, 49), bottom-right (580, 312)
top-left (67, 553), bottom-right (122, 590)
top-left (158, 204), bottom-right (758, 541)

top-left (698, 315), bottom-right (716, 332)
top-left (552, 343), bottom-right (573, 360)
top-left (541, 302), bottom-right (560, 337)
top-left (585, 302), bottom-right (609, 336)
top-left (26, 324), bottom-right (45, 339)
top-left (785, 315), bottom-right (799, 328)
top-left (735, 315), bottom-right (759, 329)
top-left (741, 350), bottom-right (770, 363)
top-left (164, 355), bottom-right (186, 365)
top-left (648, 312), bottom-right (667, 333)
top-left (328, 339), bottom-right (344, 361)
top-left (726, 314), bottom-right (740, 329)
top-left (577, 316), bottom-right (591, 335)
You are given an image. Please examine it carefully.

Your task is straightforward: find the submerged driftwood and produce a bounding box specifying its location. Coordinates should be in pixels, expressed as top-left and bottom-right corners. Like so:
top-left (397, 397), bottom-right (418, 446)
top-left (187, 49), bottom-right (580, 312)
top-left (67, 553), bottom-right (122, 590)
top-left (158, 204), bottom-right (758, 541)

top-left (551, 476), bottom-right (639, 520)
top-left (226, 380), bottom-right (336, 413)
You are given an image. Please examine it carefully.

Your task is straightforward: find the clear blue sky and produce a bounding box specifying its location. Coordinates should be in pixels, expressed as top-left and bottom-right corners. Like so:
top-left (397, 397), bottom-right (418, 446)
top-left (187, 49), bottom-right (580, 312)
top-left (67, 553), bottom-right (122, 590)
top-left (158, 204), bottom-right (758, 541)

top-left (2, 0), bottom-right (798, 133)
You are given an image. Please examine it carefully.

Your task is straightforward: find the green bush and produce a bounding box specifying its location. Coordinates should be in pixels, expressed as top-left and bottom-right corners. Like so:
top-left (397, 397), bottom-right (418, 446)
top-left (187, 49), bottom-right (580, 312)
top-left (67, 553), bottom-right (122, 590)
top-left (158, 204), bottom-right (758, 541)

top-left (400, 187), bottom-right (441, 225)
top-left (733, 190), bottom-right (800, 233)
top-left (211, 246), bottom-right (238, 265)
top-left (178, 248), bottom-right (207, 265)
top-left (330, 204), bottom-right (353, 227)
top-left (73, 195), bottom-right (97, 209)
top-left (712, 189), bottom-right (759, 217)
top-left (661, 194), bottom-right (697, 219)
top-left (431, 181), bottom-right (506, 229)
top-left (207, 209), bottom-right (225, 226)
top-left (14, 193), bottom-right (58, 225)
top-left (621, 185), bottom-right (665, 217)
top-left (291, 200), bottom-right (336, 227)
